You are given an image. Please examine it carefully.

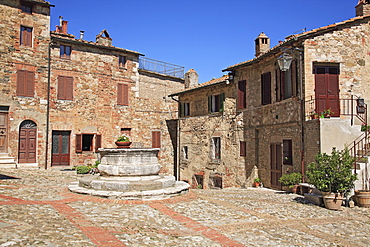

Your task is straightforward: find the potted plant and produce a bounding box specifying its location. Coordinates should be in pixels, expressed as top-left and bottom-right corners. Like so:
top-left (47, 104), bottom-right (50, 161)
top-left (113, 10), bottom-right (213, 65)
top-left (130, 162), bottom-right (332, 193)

top-left (254, 178), bottom-right (261, 187)
top-left (320, 109), bottom-right (333, 118)
top-left (307, 148), bottom-right (357, 210)
top-left (279, 173), bottom-right (302, 193)
top-left (310, 111), bottom-right (319, 120)
top-left (115, 134), bottom-right (131, 148)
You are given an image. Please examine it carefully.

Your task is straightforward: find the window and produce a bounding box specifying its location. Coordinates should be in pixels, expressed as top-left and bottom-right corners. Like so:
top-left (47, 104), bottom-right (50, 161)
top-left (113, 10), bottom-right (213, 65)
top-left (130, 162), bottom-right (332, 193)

top-left (240, 141), bottom-right (246, 157)
top-left (183, 146), bottom-right (188, 160)
top-left (276, 60), bottom-right (298, 101)
top-left (238, 80), bottom-right (246, 109)
top-left (119, 56), bottom-right (126, 68)
top-left (57, 76), bottom-right (73, 100)
top-left (212, 137), bottom-right (221, 160)
top-left (283, 140), bottom-right (292, 165)
top-left (180, 102), bottom-right (190, 117)
top-left (60, 45), bottom-right (71, 59)
top-left (117, 83), bottom-right (129, 105)
top-left (121, 128), bottom-right (131, 137)
top-left (17, 70), bottom-right (34, 97)
top-left (208, 93), bottom-right (225, 113)
top-left (20, 26), bottom-right (32, 47)
top-left (21, 3), bottom-right (32, 13)
top-left (261, 72), bottom-right (271, 105)
top-left (152, 131), bottom-right (161, 148)
top-left (75, 134), bottom-right (101, 152)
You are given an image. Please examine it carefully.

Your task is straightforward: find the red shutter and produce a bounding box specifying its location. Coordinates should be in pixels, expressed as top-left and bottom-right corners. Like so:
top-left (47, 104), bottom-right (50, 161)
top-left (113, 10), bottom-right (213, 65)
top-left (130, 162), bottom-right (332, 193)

top-left (75, 134), bottom-right (82, 153)
top-left (95, 134), bottom-right (101, 152)
top-left (26, 71), bottom-right (34, 97)
top-left (17, 70), bottom-right (26, 96)
top-left (26, 27), bottom-right (32, 47)
top-left (152, 131), bottom-right (161, 148)
top-left (238, 80), bottom-right (246, 109)
top-left (66, 77), bottom-right (73, 100)
top-left (122, 84), bottom-right (129, 105)
top-left (240, 141), bottom-right (246, 156)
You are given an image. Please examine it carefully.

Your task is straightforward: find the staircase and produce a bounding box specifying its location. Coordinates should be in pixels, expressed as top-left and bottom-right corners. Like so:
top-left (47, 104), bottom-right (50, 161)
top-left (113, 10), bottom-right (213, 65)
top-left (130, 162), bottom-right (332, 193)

top-left (0, 153), bottom-right (17, 168)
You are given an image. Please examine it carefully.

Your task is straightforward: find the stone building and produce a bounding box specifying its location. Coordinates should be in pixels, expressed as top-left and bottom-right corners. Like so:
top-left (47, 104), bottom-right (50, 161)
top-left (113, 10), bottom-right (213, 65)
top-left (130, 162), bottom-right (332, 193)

top-left (0, 0), bottom-right (184, 174)
top-left (171, 1), bottom-right (370, 189)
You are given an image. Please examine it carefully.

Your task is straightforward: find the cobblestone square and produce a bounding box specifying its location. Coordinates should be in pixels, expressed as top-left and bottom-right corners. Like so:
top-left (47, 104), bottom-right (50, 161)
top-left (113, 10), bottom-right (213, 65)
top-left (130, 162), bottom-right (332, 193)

top-left (0, 168), bottom-right (369, 246)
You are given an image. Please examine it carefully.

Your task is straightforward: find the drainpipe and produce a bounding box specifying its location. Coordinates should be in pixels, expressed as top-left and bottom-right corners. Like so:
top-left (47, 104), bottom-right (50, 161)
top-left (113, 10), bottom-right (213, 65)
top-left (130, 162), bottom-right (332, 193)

top-left (171, 95), bottom-right (180, 180)
top-left (298, 47), bottom-right (305, 181)
top-left (45, 40), bottom-right (53, 169)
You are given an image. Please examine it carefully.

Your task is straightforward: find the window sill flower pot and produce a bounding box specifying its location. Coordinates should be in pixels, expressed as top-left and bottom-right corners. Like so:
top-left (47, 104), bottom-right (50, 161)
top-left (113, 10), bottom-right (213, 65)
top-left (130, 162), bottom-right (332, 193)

top-left (115, 141), bottom-right (132, 149)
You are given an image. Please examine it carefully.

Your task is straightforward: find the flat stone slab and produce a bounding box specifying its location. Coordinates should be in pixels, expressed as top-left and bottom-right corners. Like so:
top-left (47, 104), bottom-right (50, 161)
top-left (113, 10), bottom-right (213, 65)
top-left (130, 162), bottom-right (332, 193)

top-left (68, 180), bottom-right (190, 200)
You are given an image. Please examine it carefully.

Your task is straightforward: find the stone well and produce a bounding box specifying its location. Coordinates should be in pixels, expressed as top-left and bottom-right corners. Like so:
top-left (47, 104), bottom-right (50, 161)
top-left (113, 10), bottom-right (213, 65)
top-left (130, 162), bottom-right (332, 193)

top-left (68, 148), bottom-right (189, 200)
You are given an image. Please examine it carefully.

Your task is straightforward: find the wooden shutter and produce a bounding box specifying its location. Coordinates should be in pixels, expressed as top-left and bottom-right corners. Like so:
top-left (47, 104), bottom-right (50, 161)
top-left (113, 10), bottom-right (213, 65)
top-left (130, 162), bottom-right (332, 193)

top-left (180, 103), bottom-right (184, 117)
top-left (26, 27), bottom-right (32, 47)
top-left (75, 134), bottom-right (82, 153)
top-left (220, 93), bottom-right (225, 112)
top-left (291, 60), bottom-right (297, 96)
top-left (57, 76), bottom-right (64, 99)
top-left (152, 131), bottom-right (161, 148)
top-left (17, 70), bottom-right (26, 96)
top-left (240, 141), bottom-right (246, 156)
top-left (95, 134), bottom-right (102, 152)
top-left (261, 72), bottom-right (271, 105)
top-left (26, 71), bottom-right (34, 97)
top-left (208, 95), bottom-right (212, 113)
top-left (237, 80), bottom-right (246, 109)
top-left (117, 84), bottom-right (129, 105)
top-left (66, 77), bottom-right (73, 100)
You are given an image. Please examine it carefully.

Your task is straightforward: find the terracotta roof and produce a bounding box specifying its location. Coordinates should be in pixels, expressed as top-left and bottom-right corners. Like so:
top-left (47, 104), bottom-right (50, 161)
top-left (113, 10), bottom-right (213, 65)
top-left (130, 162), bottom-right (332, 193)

top-left (224, 14), bottom-right (370, 71)
top-left (169, 74), bottom-right (229, 96)
top-left (51, 32), bottom-right (143, 56)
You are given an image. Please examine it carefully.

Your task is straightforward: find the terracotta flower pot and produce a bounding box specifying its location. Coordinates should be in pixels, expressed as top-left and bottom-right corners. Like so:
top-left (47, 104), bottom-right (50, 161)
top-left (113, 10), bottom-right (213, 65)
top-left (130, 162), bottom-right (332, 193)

top-left (322, 193), bottom-right (344, 210)
top-left (115, 141), bottom-right (132, 149)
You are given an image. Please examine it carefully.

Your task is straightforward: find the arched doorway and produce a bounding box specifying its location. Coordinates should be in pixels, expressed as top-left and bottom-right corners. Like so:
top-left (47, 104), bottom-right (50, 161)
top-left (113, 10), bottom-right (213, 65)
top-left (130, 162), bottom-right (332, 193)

top-left (18, 120), bottom-right (37, 163)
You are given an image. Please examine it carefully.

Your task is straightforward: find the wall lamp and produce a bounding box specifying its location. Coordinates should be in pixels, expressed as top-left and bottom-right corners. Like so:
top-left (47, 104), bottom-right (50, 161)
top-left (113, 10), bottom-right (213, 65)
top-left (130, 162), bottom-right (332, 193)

top-left (277, 52), bottom-right (293, 71)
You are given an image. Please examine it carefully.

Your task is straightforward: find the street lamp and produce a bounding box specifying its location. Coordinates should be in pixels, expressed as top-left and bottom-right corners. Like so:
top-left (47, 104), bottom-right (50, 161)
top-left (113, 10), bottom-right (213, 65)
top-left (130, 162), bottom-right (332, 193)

top-left (277, 53), bottom-right (293, 71)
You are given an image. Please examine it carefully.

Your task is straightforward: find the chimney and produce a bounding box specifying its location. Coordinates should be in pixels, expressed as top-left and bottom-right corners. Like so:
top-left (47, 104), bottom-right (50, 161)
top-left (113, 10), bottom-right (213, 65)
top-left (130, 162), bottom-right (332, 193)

top-left (254, 32), bottom-right (270, 57)
top-left (80, 30), bottom-right (85, 40)
top-left (96, 30), bottom-right (112, 46)
top-left (356, 0), bottom-right (370, 16)
top-left (184, 69), bottom-right (198, 89)
top-left (55, 16), bottom-right (68, 34)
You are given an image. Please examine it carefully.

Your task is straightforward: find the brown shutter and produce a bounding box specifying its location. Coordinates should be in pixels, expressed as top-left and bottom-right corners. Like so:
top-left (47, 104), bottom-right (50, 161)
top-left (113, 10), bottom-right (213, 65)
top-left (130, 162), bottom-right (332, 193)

top-left (238, 80), bottom-right (246, 109)
top-left (75, 134), bottom-right (82, 153)
top-left (57, 76), bottom-right (64, 99)
top-left (240, 141), bottom-right (246, 156)
top-left (95, 134), bottom-right (101, 152)
top-left (66, 77), bottom-right (73, 100)
top-left (262, 72), bottom-right (271, 105)
top-left (117, 84), bottom-right (123, 105)
top-left (291, 60), bottom-right (297, 96)
top-left (17, 70), bottom-right (26, 96)
top-left (26, 27), bottom-right (32, 47)
top-left (152, 131), bottom-right (161, 148)
top-left (26, 71), bottom-right (34, 97)
top-left (122, 84), bottom-right (129, 105)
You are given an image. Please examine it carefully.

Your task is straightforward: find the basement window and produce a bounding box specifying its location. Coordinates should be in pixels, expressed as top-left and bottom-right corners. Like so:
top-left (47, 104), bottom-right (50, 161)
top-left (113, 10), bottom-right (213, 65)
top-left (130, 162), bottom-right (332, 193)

top-left (193, 174), bottom-right (204, 189)
top-left (209, 174), bottom-right (222, 189)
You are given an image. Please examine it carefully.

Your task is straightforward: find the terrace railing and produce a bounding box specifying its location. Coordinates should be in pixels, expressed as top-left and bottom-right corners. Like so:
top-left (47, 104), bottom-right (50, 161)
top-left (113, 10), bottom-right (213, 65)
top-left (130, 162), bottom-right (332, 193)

top-left (139, 57), bottom-right (184, 79)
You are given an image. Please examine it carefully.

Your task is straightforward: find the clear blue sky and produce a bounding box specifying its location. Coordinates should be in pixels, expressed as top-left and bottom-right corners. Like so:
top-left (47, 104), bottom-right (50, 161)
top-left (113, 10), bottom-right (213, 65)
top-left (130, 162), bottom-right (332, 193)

top-left (50, 0), bottom-right (358, 83)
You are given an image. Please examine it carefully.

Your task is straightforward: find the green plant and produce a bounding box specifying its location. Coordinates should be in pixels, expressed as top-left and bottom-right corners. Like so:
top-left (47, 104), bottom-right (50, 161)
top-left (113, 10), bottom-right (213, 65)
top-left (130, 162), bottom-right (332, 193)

top-left (279, 173), bottom-right (302, 188)
top-left (307, 148), bottom-right (357, 193)
top-left (116, 134), bottom-right (130, 142)
top-left (76, 166), bottom-right (91, 174)
top-left (361, 124), bottom-right (370, 132)
top-left (320, 108), bottom-right (333, 118)
top-left (254, 178), bottom-right (261, 183)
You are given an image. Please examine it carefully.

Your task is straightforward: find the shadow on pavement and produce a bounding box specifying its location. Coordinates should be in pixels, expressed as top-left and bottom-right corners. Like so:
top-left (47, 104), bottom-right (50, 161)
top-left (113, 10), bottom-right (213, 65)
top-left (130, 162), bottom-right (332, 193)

top-left (0, 174), bottom-right (20, 180)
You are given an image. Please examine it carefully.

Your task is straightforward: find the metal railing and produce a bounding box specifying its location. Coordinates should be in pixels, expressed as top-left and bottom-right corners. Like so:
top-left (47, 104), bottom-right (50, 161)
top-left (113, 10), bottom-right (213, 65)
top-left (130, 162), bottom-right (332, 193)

top-left (305, 96), bottom-right (367, 125)
top-left (139, 57), bottom-right (184, 79)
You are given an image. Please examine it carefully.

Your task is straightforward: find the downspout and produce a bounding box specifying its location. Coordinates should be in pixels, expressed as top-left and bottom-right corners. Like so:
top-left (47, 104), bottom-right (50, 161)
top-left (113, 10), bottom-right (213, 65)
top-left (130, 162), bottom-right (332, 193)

top-left (170, 95), bottom-right (181, 180)
top-left (45, 40), bottom-right (53, 169)
top-left (299, 47), bottom-right (305, 181)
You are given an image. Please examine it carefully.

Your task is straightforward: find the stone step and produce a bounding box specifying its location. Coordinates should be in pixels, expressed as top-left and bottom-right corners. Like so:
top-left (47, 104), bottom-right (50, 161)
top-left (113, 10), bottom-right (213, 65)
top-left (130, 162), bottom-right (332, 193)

top-left (0, 153), bottom-right (17, 168)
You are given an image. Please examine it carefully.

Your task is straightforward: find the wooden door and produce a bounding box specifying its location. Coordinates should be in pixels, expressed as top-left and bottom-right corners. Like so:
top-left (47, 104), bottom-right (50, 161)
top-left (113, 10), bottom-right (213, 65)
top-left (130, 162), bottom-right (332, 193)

top-left (0, 113), bottom-right (8, 153)
top-left (52, 131), bottom-right (70, 166)
top-left (314, 66), bottom-right (340, 117)
top-left (18, 121), bottom-right (37, 163)
top-left (270, 143), bottom-right (282, 190)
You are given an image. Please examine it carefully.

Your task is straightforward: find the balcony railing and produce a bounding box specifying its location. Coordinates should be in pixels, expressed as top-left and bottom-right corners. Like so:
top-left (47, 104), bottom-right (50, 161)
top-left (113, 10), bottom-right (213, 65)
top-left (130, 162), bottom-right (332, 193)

top-left (139, 57), bottom-right (184, 79)
top-left (305, 96), bottom-right (367, 125)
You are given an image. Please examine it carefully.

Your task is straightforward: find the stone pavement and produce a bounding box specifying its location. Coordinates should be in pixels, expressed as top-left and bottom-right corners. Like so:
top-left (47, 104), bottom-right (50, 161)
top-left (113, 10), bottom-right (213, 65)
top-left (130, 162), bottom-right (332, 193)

top-left (0, 168), bottom-right (369, 247)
